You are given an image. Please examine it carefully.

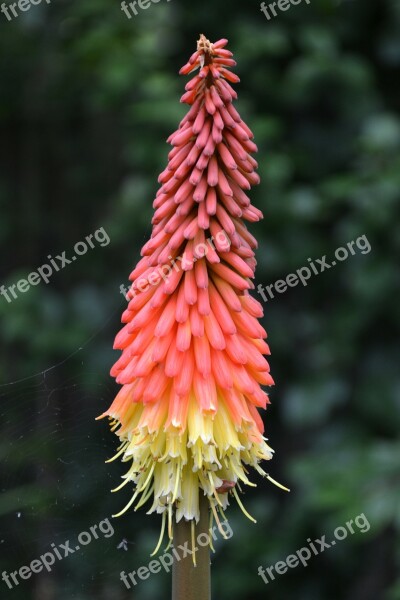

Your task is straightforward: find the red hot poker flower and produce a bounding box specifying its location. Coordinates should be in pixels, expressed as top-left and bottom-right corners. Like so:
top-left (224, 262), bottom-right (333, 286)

top-left (98, 34), bottom-right (287, 549)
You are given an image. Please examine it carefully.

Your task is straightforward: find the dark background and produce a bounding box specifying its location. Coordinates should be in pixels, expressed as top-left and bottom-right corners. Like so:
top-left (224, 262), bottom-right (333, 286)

top-left (1, 0), bottom-right (399, 598)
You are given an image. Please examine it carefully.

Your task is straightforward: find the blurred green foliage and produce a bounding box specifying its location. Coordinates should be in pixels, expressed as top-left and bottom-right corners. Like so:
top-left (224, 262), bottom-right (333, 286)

top-left (0, 0), bottom-right (399, 598)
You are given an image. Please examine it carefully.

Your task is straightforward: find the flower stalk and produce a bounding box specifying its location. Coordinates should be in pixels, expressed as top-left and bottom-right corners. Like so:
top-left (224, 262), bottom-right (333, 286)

top-left (172, 494), bottom-right (210, 600)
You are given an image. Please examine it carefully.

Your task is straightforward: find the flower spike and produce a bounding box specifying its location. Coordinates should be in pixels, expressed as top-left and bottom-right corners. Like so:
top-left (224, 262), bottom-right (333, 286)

top-left (99, 35), bottom-right (287, 545)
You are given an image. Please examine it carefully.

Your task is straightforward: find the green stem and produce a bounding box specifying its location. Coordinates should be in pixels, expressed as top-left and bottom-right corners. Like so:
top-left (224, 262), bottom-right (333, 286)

top-left (172, 494), bottom-right (211, 600)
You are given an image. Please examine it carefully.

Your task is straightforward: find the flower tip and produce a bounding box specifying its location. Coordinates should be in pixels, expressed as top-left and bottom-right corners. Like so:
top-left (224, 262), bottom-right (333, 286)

top-left (95, 413), bottom-right (107, 421)
top-left (197, 33), bottom-right (214, 55)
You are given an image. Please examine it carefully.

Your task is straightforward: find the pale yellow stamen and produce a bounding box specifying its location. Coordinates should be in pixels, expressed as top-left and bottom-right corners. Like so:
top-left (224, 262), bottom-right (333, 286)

top-left (209, 472), bottom-right (223, 507)
top-left (218, 506), bottom-right (228, 523)
top-left (135, 484), bottom-right (154, 510)
top-left (232, 487), bottom-right (257, 523)
top-left (151, 511), bottom-right (167, 557)
top-left (168, 503), bottom-right (173, 540)
top-left (111, 476), bottom-right (133, 493)
top-left (210, 501), bottom-right (229, 540)
top-left (105, 441), bottom-right (128, 463)
top-left (165, 536), bottom-right (173, 552)
top-left (171, 461), bottom-right (181, 503)
top-left (138, 462), bottom-right (155, 493)
top-left (191, 520), bottom-right (197, 567)
top-left (208, 511), bottom-right (216, 553)
top-left (267, 474), bottom-right (290, 492)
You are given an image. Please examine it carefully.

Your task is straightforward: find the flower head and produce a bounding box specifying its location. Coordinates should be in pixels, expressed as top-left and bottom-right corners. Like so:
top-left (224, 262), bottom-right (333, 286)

top-left (98, 35), bottom-right (287, 546)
